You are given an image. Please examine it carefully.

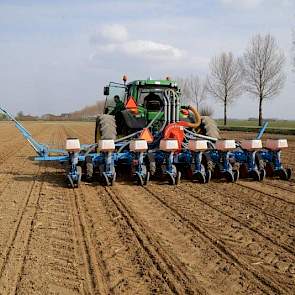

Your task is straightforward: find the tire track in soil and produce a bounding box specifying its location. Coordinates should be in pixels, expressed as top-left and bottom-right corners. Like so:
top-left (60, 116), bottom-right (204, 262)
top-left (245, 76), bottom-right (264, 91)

top-left (0, 126), bottom-right (56, 278)
top-left (0, 162), bottom-right (45, 295)
top-left (108, 184), bottom-right (267, 294)
top-left (104, 186), bottom-right (205, 295)
top-left (0, 124), bottom-right (60, 295)
top-left (209, 182), bottom-right (295, 227)
top-left (60, 122), bottom-right (107, 289)
top-left (143, 185), bottom-right (295, 295)
top-left (262, 179), bottom-right (295, 196)
top-left (70, 187), bottom-right (109, 295)
top-left (177, 183), bottom-right (295, 255)
top-left (235, 181), bottom-right (295, 206)
top-left (13, 123), bottom-right (97, 294)
top-left (75, 183), bottom-right (163, 294)
top-left (15, 172), bottom-right (93, 294)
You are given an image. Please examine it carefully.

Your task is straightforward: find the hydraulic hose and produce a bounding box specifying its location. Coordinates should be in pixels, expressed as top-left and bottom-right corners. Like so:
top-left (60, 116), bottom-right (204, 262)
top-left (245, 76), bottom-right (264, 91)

top-left (186, 105), bottom-right (202, 129)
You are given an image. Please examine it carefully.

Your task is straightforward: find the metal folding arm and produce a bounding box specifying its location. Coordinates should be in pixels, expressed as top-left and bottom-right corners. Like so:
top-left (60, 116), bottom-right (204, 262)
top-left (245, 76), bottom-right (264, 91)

top-left (0, 107), bottom-right (67, 158)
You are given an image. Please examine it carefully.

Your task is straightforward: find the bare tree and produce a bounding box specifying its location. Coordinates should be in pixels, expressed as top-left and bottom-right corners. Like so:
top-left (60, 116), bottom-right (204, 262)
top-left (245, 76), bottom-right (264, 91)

top-left (176, 75), bottom-right (207, 109)
top-left (187, 75), bottom-right (207, 110)
top-left (176, 77), bottom-right (190, 104)
top-left (242, 34), bottom-right (286, 126)
top-left (206, 52), bottom-right (243, 125)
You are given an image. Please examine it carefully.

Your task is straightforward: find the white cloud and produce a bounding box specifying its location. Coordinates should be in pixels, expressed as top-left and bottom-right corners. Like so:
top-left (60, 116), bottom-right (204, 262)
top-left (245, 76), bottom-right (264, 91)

top-left (100, 40), bottom-right (184, 59)
top-left (220, 0), bottom-right (263, 9)
top-left (93, 24), bottom-right (185, 61)
top-left (100, 24), bottom-right (128, 42)
top-left (124, 40), bottom-right (183, 58)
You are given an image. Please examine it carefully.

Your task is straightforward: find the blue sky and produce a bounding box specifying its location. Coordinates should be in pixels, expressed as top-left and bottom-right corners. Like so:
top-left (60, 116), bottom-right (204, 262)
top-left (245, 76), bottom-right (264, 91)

top-left (0, 0), bottom-right (294, 119)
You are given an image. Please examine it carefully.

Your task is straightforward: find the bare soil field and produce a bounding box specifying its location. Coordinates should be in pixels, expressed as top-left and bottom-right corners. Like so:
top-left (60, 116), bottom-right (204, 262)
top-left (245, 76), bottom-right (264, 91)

top-left (0, 121), bottom-right (294, 295)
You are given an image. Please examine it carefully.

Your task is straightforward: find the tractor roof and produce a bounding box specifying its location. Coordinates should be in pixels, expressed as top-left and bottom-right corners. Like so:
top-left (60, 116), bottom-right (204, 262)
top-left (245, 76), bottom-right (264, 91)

top-left (127, 79), bottom-right (177, 87)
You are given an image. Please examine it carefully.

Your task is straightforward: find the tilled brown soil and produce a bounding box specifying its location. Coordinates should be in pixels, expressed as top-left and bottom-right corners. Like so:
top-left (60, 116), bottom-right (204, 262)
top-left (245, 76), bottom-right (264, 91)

top-left (0, 121), bottom-right (294, 294)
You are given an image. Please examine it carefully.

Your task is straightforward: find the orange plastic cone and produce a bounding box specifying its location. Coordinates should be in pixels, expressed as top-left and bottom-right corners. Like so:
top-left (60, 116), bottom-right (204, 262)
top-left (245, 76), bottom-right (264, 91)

top-left (139, 128), bottom-right (154, 143)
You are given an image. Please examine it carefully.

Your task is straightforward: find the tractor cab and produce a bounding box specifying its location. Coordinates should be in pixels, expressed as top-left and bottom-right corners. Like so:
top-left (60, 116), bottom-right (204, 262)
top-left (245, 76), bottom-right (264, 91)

top-left (103, 77), bottom-right (180, 135)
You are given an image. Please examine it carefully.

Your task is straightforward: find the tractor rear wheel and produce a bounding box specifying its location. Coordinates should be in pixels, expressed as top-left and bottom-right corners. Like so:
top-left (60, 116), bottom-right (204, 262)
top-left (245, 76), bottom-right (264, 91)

top-left (200, 116), bottom-right (220, 139)
top-left (95, 114), bottom-right (117, 142)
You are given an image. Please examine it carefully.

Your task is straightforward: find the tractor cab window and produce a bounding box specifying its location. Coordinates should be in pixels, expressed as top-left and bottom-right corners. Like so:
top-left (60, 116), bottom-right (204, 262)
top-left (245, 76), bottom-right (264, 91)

top-left (138, 87), bottom-right (165, 111)
top-left (104, 82), bottom-right (126, 114)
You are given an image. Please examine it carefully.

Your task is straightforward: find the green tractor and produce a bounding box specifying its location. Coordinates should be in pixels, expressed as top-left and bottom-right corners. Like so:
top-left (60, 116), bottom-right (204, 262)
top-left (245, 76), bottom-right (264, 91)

top-left (95, 76), bottom-right (220, 145)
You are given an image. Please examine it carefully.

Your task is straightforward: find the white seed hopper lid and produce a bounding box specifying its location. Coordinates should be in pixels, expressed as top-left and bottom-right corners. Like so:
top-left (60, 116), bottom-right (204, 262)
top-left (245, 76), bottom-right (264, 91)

top-left (98, 139), bottom-right (115, 152)
top-left (240, 140), bottom-right (262, 150)
top-left (188, 140), bottom-right (208, 151)
top-left (65, 138), bottom-right (80, 152)
top-left (129, 140), bottom-right (148, 152)
top-left (215, 140), bottom-right (236, 151)
top-left (160, 139), bottom-right (179, 152)
top-left (265, 139), bottom-right (288, 150)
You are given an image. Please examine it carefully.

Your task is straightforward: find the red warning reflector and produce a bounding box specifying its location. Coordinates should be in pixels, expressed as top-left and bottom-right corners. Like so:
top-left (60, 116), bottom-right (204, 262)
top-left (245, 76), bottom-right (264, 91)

top-left (139, 128), bottom-right (154, 143)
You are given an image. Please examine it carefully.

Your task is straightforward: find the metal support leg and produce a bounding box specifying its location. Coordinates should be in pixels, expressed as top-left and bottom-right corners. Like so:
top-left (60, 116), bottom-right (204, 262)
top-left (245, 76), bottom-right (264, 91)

top-left (246, 151), bottom-right (264, 181)
top-left (220, 151), bottom-right (239, 182)
top-left (101, 152), bottom-right (116, 186)
top-left (164, 152), bottom-right (181, 185)
top-left (133, 152), bottom-right (150, 186)
top-left (67, 152), bottom-right (81, 188)
top-left (191, 151), bottom-right (211, 183)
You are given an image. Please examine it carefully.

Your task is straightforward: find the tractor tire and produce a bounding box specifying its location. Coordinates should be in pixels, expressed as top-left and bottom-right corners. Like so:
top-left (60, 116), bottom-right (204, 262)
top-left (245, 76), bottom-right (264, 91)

top-left (95, 114), bottom-right (117, 142)
top-left (200, 116), bottom-right (220, 139)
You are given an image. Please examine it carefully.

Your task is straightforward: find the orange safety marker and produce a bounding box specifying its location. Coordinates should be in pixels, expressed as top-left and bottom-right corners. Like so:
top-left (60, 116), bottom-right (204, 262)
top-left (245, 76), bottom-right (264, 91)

top-left (139, 128), bottom-right (154, 143)
top-left (125, 96), bottom-right (138, 110)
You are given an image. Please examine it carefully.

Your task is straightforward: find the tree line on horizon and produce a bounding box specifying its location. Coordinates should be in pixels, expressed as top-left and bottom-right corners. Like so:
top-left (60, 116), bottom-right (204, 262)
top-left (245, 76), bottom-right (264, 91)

top-left (5, 101), bottom-right (105, 121)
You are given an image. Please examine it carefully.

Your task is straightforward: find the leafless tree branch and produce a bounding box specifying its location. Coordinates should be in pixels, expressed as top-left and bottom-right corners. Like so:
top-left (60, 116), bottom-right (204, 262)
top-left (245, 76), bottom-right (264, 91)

top-left (176, 75), bottom-right (207, 109)
top-left (241, 34), bottom-right (286, 125)
top-left (206, 52), bottom-right (243, 125)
